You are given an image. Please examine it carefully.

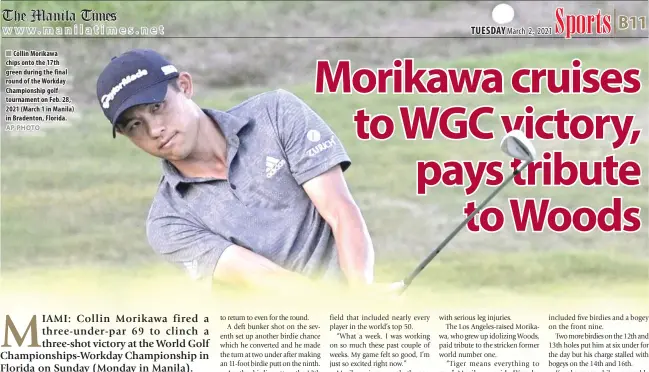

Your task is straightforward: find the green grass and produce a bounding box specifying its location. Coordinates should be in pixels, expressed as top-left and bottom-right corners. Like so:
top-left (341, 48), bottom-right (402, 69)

top-left (2, 46), bottom-right (647, 294)
top-left (1, 249), bottom-right (646, 293)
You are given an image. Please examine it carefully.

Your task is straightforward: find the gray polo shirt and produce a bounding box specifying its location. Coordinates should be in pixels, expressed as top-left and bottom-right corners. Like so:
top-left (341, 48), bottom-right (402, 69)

top-left (145, 89), bottom-right (351, 283)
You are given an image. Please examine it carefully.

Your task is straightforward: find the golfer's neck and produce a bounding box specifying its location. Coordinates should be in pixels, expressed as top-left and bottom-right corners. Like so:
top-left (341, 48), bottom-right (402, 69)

top-left (175, 116), bottom-right (229, 179)
top-left (197, 114), bottom-right (227, 162)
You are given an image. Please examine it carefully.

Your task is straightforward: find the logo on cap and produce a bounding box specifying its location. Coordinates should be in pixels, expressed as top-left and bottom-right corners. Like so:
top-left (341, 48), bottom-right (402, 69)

top-left (161, 65), bottom-right (177, 75)
top-left (100, 69), bottom-right (149, 109)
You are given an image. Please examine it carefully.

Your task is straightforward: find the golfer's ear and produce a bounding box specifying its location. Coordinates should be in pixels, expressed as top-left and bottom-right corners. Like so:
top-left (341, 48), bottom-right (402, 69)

top-left (176, 72), bottom-right (193, 97)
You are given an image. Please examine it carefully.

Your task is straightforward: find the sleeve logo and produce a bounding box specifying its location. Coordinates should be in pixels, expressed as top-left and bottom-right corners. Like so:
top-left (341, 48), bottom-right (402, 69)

top-left (307, 129), bottom-right (321, 142)
top-left (306, 136), bottom-right (336, 157)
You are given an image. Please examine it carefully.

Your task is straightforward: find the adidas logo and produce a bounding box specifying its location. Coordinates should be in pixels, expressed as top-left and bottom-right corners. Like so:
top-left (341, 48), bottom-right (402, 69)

top-left (266, 156), bottom-right (286, 178)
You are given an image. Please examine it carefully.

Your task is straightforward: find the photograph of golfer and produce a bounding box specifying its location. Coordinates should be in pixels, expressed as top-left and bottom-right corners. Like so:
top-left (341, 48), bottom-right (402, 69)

top-left (95, 48), bottom-right (376, 289)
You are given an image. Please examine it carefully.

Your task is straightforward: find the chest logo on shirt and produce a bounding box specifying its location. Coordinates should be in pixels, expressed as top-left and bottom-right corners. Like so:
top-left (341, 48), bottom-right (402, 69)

top-left (266, 156), bottom-right (286, 178)
top-left (306, 136), bottom-right (336, 157)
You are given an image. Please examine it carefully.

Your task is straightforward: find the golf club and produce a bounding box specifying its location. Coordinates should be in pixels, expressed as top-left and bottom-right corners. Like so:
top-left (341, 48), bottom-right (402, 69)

top-left (396, 130), bottom-right (536, 295)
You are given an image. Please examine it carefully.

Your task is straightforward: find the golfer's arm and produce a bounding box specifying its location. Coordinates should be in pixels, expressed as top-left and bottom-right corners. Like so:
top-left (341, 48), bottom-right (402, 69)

top-left (303, 166), bottom-right (375, 286)
top-left (213, 244), bottom-right (310, 288)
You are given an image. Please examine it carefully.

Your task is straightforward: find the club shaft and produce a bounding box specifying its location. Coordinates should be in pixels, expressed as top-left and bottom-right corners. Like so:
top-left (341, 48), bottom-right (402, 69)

top-left (398, 161), bottom-right (530, 294)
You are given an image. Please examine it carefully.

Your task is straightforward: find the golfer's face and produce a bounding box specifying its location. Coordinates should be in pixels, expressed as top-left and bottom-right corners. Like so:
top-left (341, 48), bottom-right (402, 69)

top-left (119, 85), bottom-right (198, 160)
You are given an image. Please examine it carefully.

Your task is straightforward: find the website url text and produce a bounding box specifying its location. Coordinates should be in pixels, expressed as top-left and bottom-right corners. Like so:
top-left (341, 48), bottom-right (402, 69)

top-left (2, 24), bottom-right (165, 37)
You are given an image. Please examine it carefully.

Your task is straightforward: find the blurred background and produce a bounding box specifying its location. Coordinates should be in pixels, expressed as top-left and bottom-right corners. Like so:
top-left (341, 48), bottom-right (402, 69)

top-left (1, 1), bottom-right (647, 293)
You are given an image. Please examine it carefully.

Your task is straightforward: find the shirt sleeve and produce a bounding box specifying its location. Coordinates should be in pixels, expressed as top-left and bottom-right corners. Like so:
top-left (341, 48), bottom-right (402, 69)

top-left (274, 89), bottom-right (351, 185)
top-left (146, 213), bottom-right (233, 281)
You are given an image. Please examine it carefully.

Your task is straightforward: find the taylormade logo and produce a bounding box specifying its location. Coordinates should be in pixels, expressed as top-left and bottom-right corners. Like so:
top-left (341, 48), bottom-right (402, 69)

top-left (101, 69), bottom-right (148, 109)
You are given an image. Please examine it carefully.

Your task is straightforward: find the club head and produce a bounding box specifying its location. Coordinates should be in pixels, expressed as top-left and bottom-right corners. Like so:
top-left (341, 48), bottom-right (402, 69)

top-left (500, 130), bottom-right (536, 162)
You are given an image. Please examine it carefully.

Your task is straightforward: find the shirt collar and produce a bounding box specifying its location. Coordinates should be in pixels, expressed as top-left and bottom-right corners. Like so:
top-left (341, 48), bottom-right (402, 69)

top-left (161, 108), bottom-right (251, 194)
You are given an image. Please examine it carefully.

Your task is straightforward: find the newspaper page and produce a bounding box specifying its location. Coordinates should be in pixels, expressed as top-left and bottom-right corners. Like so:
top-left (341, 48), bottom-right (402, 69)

top-left (1, 1), bottom-right (647, 372)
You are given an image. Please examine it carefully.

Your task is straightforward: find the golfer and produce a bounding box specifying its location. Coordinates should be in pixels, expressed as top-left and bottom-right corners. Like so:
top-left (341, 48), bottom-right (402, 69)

top-left (95, 49), bottom-right (376, 289)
